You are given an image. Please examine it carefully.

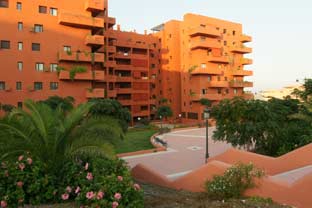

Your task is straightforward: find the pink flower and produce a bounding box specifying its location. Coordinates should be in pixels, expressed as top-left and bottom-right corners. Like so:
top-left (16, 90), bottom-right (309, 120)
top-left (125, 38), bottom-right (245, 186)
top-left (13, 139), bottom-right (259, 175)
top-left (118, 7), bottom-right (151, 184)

top-left (61, 193), bottom-right (69, 200)
top-left (17, 181), bottom-right (23, 187)
top-left (86, 191), bottom-right (95, 199)
top-left (114, 193), bottom-right (121, 200)
top-left (85, 163), bottom-right (89, 170)
top-left (26, 158), bottom-right (32, 165)
top-left (19, 163), bottom-right (25, 171)
top-left (86, 172), bottom-right (93, 180)
top-left (117, 176), bottom-right (123, 181)
top-left (75, 186), bottom-right (81, 194)
top-left (66, 186), bottom-right (72, 193)
top-left (1, 200), bottom-right (7, 208)
top-left (112, 201), bottom-right (119, 208)
top-left (97, 191), bottom-right (104, 200)
top-left (133, 183), bottom-right (141, 191)
top-left (18, 155), bottom-right (24, 161)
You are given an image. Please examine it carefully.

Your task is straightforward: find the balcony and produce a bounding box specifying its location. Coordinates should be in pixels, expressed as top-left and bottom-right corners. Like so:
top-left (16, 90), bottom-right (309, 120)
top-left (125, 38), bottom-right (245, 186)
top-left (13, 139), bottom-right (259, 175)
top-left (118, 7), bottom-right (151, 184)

top-left (93, 70), bottom-right (105, 81)
top-left (191, 93), bottom-right (232, 101)
top-left (150, 99), bottom-right (157, 105)
top-left (86, 88), bottom-right (105, 98)
top-left (107, 90), bottom-right (117, 97)
top-left (240, 34), bottom-right (252, 43)
top-left (118, 99), bottom-right (132, 106)
top-left (189, 26), bottom-right (221, 38)
top-left (131, 53), bottom-right (148, 60)
top-left (105, 60), bottom-right (117, 68)
top-left (229, 81), bottom-right (253, 88)
top-left (207, 81), bottom-right (229, 88)
top-left (116, 88), bottom-right (132, 94)
top-left (108, 17), bottom-right (116, 26)
top-left (191, 67), bottom-right (222, 75)
top-left (85, 0), bottom-right (105, 12)
top-left (116, 76), bottom-right (132, 82)
top-left (242, 58), bottom-right (253, 65)
top-left (58, 51), bottom-right (105, 63)
top-left (59, 70), bottom-right (92, 80)
top-left (132, 110), bottom-right (150, 117)
top-left (85, 35), bottom-right (104, 46)
top-left (190, 39), bottom-right (221, 50)
top-left (59, 11), bottom-right (104, 29)
top-left (230, 45), bottom-right (252, 54)
top-left (208, 56), bottom-right (230, 64)
top-left (232, 70), bottom-right (253, 76)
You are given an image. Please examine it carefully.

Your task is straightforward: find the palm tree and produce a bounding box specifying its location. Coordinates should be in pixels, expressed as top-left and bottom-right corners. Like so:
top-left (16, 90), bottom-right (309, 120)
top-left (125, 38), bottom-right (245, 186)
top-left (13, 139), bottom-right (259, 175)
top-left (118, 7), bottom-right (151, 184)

top-left (0, 100), bottom-right (123, 175)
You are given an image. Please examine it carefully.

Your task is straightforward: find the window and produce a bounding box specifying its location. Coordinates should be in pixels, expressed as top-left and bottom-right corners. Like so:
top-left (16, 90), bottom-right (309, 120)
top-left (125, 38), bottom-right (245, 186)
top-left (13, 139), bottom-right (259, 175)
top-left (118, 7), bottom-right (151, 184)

top-left (200, 36), bottom-right (206, 41)
top-left (0, 82), bottom-right (5, 90)
top-left (63, 46), bottom-right (71, 52)
top-left (18, 22), bottom-right (23, 31)
top-left (223, 29), bottom-right (227, 34)
top-left (50, 8), bottom-right (58, 16)
top-left (217, 76), bottom-right (221, 81)
top-left (217, 88), bottom-right (222, 94)
top-left (232, 41), bottom-right (236, 46)
top-left (0, 40), bottom-right (10, 49)
top-left (224, 76), bottom-right (228, 81)
top-left (16, 82), bottom-right (22, 90)
top-left (34, 24), bottom-right (43, 32)
top-left (16, 2), bottom-right (22, 11)
top-left (218, 64), bottom-right (222, 69)
top-left (201, 63), bottom-right (206, 69)
top-left (50, 63), bottom-right (58, 72)
top-left (38, 6), bottom-right (47, 13)
top-left (226, 89), bottom-right (229, 94)
top-left (17, 62), bottom-right (23, 71)
top-left (18, 42), bottom-right (23, 51)
top-left (35, 63), bottom-right (44, 72)
top-left (233, 30), bottom-right (236, 36)
top-left (34, 82), bottom-right (43, 90)
top-left (50, 82), bottom-right (58, 90)
top-left (32, 43), bottom-right (40, 51)
top-left (202, 89), bottom-right (207, 94)
top-left (234, 89), bottom-right (238, 94)
top-left (207, 76), bottom-right (211, 82)
top-left (224, 41), bottom-right (227, 46)
top-left (0, 0), bottom-right (8, 8)
top-left (151, 64), bottom-right (156, 69)
top-left (207, 49), bottom-right (212, 56)
top-left (17, 102), bottom-right (23, 108)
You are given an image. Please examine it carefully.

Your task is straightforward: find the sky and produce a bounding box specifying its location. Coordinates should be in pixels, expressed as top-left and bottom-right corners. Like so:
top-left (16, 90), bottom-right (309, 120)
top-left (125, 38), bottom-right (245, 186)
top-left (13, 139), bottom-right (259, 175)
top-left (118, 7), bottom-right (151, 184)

top-left (109, 0), bottom-right (312, 92)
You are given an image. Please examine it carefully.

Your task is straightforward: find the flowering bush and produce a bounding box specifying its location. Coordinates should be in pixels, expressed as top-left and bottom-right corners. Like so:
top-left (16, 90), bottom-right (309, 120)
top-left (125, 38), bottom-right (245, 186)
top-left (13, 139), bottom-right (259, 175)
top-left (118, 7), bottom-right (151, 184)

top-left (0, 155), bottom-right (56, 207)
top-left (58, 158), bottom-right (143, 208)
top-left (205, 163), bottom-right (264, 200)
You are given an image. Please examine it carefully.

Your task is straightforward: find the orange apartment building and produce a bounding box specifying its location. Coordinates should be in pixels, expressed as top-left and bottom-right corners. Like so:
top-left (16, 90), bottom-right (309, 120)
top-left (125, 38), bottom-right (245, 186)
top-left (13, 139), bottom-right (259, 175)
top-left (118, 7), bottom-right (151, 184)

top-left (153, 14), bottom-right (253, 123)
top-left (0, 0), bottom-right (253, 124)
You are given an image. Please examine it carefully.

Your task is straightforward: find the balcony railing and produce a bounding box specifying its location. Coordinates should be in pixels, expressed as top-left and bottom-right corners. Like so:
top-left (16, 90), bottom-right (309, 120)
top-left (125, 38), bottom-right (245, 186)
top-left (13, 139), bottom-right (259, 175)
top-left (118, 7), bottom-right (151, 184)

top-left (191, 93), bottom-right (233, 101)
top-left (230, 45), bottom-right (252, 54)
top-left (108, 17), bottom-right (116, 26)
top-left (107, 46), bottom-right (116, 53)
top-left (190, 39), bottom-right (221, 50)
top-left (242, 58), bottom-right (253, 65)
top-left (208, 56), bottom-right (230, 64)
top-left (232, 70), bottom-right (253, 76)
top-left (86, 88), bottom-right (105, 98)
top-left (59, 11), bottom-right (104, 28)
top-left (189, 26), bottom-right (221, 38)
top-left (85, 35), bottom-right (104, 46)
top-left (58, 51), bottom-right (105, 63)
top-left (105, 60), bottom-right (117, 68)
top-left (107, 75), bottom-right (117, 82)
top-left (118, 99), bottom-right (132, 106)
top-left (58, 70), bottom-right (105, 81)
top-left (107, 90), bottom-right (117, 97)
top-left (207, 81), bottom-right (229, 88)
top-left (240, 34), bottom-right (252, 43)
top-left (85, 0), bottom-right (105, 12)
top-left (190, 67), bottom-right (222, 75)
top-left (116, 88), bottom-right (132, 94)
top-left (116, 76), bottom-right (132, 82)
top-left (229, 81), bottom-right (253, 88)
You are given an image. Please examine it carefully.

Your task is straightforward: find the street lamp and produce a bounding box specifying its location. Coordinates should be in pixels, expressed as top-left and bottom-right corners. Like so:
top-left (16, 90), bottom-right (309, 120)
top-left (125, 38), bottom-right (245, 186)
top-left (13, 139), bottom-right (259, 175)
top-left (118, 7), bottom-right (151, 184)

top-left (204, 108), bottom-right (210, 164)
top-left (159, 115), bottom-right (163, 129)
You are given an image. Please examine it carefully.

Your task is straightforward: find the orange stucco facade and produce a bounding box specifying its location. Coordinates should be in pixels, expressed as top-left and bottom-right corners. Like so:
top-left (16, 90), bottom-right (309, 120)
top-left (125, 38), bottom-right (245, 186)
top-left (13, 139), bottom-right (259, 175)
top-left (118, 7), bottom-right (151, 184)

top-left (0, 0), bottom-right (253, 123)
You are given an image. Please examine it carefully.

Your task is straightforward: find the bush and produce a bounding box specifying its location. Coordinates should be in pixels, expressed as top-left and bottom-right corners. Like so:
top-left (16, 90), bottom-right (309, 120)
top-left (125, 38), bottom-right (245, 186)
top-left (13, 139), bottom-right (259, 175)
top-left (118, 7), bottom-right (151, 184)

top-left (205, 163), bottom-right (264, 200)
top-left (0, 155), bottom-right (56, 207)
top-left (59, 158), bottom-right (143, 208)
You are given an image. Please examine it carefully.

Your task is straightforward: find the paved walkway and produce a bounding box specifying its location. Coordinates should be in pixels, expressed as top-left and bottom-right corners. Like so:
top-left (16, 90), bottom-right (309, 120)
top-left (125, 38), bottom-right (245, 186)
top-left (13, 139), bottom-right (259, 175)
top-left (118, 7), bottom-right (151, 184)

top-left (123, 127), bottom-right (232, 180)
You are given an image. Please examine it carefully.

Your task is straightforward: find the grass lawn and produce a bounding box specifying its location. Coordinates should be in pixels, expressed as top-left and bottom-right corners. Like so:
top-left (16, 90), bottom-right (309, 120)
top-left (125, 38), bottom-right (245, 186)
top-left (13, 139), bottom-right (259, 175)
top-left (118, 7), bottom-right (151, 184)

top-left (115, 128), bottom-right (158, 154)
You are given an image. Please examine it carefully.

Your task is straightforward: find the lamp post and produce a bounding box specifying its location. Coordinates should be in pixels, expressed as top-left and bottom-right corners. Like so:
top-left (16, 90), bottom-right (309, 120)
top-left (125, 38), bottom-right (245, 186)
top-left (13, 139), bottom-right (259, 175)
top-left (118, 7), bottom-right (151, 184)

top-left (137, 117), bottom-right (141, 125)
top-left (159, 115), bottom-right (162, 129)
top-left (204, 108), bottom-right (210, 164)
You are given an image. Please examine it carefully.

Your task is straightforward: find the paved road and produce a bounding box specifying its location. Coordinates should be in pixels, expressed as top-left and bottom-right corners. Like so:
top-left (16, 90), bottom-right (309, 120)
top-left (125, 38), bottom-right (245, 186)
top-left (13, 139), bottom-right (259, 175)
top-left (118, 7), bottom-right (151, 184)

top-left (122, 128), bottom-right (232, 180)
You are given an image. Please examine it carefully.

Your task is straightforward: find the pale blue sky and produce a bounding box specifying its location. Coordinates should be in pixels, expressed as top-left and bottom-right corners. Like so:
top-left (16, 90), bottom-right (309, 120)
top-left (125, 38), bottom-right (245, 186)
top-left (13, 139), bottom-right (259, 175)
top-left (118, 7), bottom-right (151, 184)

top-left (109, 0), bottom-right (312, 92)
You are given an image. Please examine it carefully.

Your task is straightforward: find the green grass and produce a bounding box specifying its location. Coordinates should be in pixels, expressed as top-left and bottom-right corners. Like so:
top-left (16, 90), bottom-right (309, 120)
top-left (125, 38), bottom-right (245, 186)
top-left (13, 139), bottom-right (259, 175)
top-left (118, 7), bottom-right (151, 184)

top-left (115, 128), bottom-right (158, 154)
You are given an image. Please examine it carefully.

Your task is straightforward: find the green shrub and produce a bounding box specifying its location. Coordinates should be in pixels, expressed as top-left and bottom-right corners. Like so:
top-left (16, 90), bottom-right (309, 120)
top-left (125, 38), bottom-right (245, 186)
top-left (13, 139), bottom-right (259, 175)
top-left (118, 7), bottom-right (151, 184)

top-left (69, 66), bottom-right (87, 80)
top-left (0, 155), bottom-right (56, 207)
top-left (205, 163), bottom-right (264, 200)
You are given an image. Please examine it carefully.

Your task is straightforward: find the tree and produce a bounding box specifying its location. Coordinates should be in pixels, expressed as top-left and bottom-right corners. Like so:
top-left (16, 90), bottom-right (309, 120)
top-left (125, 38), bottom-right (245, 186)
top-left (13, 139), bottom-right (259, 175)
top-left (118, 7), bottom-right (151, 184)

top-left (0, 100), bottom-right (123, 175)
top-left (211, 97), bottom-right (312, 156)
top-left (39, 96), bottom-right (75, 113)
top-left (156, 105), bottom-right (173, 120)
